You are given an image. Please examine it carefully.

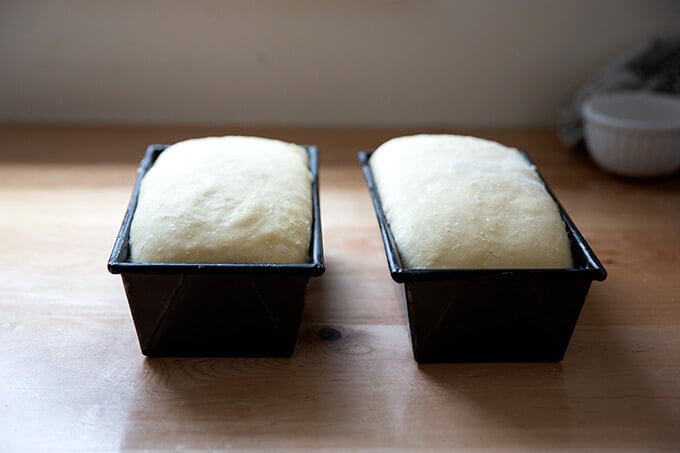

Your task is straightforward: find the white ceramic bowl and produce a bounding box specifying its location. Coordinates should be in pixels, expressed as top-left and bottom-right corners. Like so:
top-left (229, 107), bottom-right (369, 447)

top-left (582, 92), bottom-right (680, 178)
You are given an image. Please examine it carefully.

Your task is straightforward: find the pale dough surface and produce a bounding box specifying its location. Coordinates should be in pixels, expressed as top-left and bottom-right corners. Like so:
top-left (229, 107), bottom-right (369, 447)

top-left (369, 134), bottom-right (573, 269)
top-left (130, 136), bottom-right (312, 263)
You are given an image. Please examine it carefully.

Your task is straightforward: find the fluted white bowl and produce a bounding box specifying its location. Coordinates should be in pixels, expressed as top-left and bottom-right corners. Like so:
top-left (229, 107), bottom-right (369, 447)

top-left (582, 92), bottom-right (680, 178)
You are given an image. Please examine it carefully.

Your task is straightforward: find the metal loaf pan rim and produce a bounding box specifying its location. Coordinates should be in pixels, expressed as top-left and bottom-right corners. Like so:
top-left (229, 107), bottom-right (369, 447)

top-left (108, 144), bottom-right (325, 276)
top-left (358, 149), bottom-right (607, 283)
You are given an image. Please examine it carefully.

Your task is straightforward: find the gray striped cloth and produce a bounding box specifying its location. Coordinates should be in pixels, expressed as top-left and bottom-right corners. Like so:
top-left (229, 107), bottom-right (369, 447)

top-left (559, 35), bottom-right (680, 147)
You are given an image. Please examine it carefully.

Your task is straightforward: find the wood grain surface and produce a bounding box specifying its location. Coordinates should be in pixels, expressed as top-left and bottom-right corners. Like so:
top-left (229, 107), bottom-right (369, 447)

top-left (1, 124), bottom-right (679, 451)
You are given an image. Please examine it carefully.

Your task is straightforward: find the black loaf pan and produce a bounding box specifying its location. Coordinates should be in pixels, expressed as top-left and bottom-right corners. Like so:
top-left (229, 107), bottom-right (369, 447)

top-left (359, 150), bottom-right (606, 363)
top-left (109, 144), bottom-right (325, 357)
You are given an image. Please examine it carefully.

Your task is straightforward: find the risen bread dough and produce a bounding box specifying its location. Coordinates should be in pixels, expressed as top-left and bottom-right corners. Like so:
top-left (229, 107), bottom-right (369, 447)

top-left (369, 134), bottom-right (573, 269)
top-left (130, 136), bottom-right (312, 263)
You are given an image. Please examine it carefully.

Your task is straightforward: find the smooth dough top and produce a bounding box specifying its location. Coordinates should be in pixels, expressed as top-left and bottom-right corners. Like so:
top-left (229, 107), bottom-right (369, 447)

top-left (129, 136), bottom-right (312, 263)
top-left (369, 134), bottom-right (573, 269)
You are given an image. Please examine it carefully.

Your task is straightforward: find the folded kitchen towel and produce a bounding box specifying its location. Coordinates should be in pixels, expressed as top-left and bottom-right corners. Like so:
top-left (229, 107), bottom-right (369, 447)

top-left (559, 35), bottom-right (680, 147)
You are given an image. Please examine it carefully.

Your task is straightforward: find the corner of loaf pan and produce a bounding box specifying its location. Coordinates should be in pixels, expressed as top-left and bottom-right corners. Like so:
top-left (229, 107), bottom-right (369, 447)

top-left (359, 149), bottom-right (606, 363)
top-left (109, 144), bottom-right (325, 357)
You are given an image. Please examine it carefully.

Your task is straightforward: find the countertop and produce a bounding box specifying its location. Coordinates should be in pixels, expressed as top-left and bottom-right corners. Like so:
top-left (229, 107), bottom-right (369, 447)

top-left (1, 124), bottom-right (679, 451)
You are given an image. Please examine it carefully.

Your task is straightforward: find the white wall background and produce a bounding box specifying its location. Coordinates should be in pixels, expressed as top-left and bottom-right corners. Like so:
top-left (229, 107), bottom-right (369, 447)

top-left (1, 0), bottom-right (678, 127)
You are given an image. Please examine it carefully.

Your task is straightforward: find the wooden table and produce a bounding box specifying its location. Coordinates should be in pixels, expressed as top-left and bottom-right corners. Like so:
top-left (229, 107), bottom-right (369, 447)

top-left (1, 125), bottom-right (678, 451)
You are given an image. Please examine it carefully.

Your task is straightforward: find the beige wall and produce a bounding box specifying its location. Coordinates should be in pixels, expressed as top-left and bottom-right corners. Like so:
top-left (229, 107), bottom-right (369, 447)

top-left (1, 0), bottom-right (678, 126)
